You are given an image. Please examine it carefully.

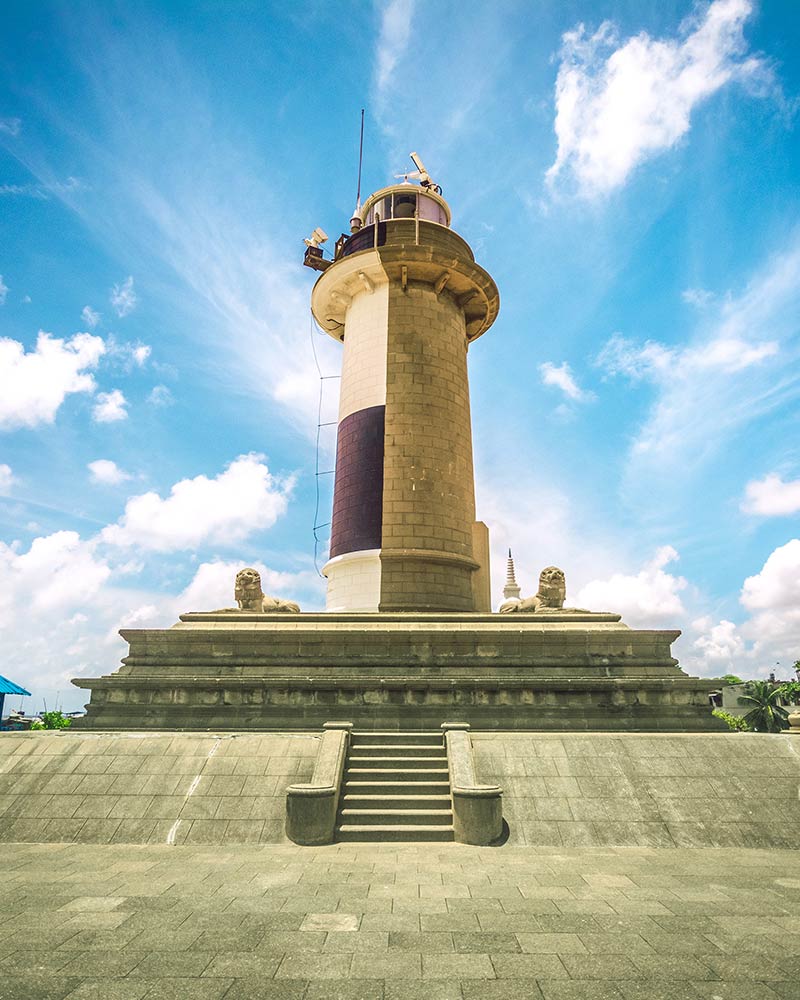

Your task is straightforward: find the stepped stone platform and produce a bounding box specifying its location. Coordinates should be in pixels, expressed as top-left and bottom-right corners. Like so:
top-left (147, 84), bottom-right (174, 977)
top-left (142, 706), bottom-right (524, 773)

top-left (72, 612), bottom-right (722, 731)
top-left (2, 730), bottom-right (798, 849)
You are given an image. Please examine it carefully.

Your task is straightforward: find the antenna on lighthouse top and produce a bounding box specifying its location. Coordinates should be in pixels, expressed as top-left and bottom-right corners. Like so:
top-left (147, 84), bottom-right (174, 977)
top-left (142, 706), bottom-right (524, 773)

top-left (350, 109), bottom-right (365, 234)
top-left (409, 151), bottom-right (442, 195)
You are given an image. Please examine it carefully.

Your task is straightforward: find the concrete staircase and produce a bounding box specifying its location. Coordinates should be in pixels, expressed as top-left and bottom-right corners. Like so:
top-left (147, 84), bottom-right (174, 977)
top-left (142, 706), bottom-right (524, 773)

top-left (336, 731), bottom-right (454, 842)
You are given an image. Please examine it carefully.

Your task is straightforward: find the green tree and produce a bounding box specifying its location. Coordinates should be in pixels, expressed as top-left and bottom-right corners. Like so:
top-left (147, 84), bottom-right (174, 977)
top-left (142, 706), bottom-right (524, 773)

top-left (720, 674), bottom-right (743, 685)
top-left (30, 711), bottom-right (72, 731)
top-left (737, 681), bottom-right (789, 733)
top-left (712, 709), bottom-right (751, 731)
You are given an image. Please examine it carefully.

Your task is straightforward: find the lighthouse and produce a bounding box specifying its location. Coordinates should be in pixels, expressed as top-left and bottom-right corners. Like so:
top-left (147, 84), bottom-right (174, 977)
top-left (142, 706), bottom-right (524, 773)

top-left (308, 161), bottom-right (499, 613)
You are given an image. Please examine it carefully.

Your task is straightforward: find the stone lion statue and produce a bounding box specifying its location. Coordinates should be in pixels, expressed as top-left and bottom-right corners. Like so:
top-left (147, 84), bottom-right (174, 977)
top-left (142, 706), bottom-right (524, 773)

top-left (500, 565), bottom-right (588, 614)
top-left (214, 567), bottom-right (300, 614)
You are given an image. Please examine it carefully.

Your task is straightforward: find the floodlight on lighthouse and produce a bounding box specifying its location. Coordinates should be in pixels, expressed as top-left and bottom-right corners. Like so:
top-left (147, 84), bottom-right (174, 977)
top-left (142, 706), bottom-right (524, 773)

top-left (304, 227), bottom-right (329, 249)
top-left (409, 151), bottom-right (440, 193)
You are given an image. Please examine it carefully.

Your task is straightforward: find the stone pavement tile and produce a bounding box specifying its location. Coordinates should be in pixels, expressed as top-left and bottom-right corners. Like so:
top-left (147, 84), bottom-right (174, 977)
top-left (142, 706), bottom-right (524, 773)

top-left (58, 895), bottom-right (126, 912)
top-left (454, 932), bottom-right (520, 953)
top-left (224, 979), bottom-right (307, 999)
top-left (305, 983), bottom-right (384, 1000)
top-left (537, 984), bottom-right (623, 1000)
top-left (388, 932), bottom-right (453, 953)
top-left (534, 914), bottom-right (601, 934)
top-left (384, 982), bottom-right (463, 1000)
top-left (239, 911), bottom-right (303, 931)
top-left (515, 932), bottom-right (586, 954)
top-left (129, 926), bottom-right (204, 952)
top-left (692, 984), bottom-right (784, 999)
top-left (421, 953), bottom-right (495, 978)
top-left (323, 931), bottom-right (389, 953)
top-left (639, 930), bottom-right (723, 955)
top-left (62, 981), bottom-right (150, 999)
top-left (0, 950), bottom-right (78, 974)
top-left (63, 929), bottom-right (142, 950)
top-left (361, 913), bottom-right (421, 933)
top-left (350, 953), bottom-right (423, 979)
top-left (614, 981), bottom-right (701, 999)
top-left (60, 950), bottom-right (148, 977)
top-left (189, 924), bottom-right (264, 952)
top-left (141, 979), bottom-right (234, 999)
top-left (302, 912), bottom-right (359, 931)
top-left (275, 952), bottom-right (353, 978)
top-left (201, 952), bottom-right (282, 977)
top-left (0, 972), bottom-right (83, 1000)
top-left (489, 954), bottom-right (568, 979)
top-left (461, 982), bottom-right (544, 1000)
top-left (558, 954), bottom-right (640, 979)
top-left (701, 954), bottom-right (789, 981)
top-left (128, 951), bottom-right (216, 978)
top-left (628, 953), bottom-right (717, 979)
top-left (576, 932), bottom-right (654, 954)
top-left (477, 913), bottom-right (543, 933)
top-left (420, 913), bottom-right (481, 932)
top-left (252, 930), bottom-right (326, 952)
top-left (393, 899), bottom-right (449, 915)
top-left (496, 898), bottom-right (560, 915)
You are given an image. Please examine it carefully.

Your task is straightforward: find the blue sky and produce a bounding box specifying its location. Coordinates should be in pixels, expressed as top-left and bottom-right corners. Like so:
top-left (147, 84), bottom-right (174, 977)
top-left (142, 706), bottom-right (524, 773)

top-left (1, 0), bottom-right (799, 712)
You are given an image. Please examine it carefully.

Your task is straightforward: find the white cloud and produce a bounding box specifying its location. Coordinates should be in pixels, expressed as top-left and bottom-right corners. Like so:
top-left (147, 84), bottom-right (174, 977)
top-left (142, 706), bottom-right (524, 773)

top-left (374, 0), bottom-right (416, 100)
top-left (742, 474), bottom-right (800, 517)
top-left (106, 336), bottom-right (151, 370)
top-left (576, 546), bottom-right (688, 625)
top-left (539, 361), bottom-right (594, 402)
top-left (691, 617), bottom-right (745, 663)
top-left (0, 275), bottom-right (7, 305)
top-left (0, 531), bottom-right (111, 624)
top-left (92, 389), bottom-right (128, 423)
top-left (88, 459), bottom-right (131, 485)
top-left (100, 453), bottom-right (292, 552)
top-left (0, 331), bottom-right (105, 430)
top-left (110, 275), bottom-right (137, 317)
top-left (0, 464), bottom-right (14, 492)
top-left (147, 384), bottom-right (174, 407)
top-left (741, 539), bottom-right (800, 611)
top-left (81, 305), bottom-right (101, 328)
top-left (547, 0), bottom-right (767, 197)
top-left (0, 117), bottom-right (21, 136)
top-left (682, 287), bottom-right (715, 308)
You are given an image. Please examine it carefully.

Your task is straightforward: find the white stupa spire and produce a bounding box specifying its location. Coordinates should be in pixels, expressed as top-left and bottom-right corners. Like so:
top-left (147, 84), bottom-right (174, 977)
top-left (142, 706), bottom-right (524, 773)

top-left (503, 548), bottom-right (521, 602)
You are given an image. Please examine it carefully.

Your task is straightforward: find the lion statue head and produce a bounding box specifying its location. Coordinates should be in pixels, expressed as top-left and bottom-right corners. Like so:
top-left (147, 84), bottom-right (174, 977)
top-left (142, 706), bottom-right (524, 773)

top-left (536, 566), bottom-right (566, 609)
top-left (235, 567), bottom-right (264, 611)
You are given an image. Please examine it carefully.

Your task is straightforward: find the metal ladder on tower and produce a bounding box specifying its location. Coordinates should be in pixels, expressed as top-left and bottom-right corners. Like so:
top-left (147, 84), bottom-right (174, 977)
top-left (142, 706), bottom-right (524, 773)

top-left (336, 730), bottom-right (454, 842)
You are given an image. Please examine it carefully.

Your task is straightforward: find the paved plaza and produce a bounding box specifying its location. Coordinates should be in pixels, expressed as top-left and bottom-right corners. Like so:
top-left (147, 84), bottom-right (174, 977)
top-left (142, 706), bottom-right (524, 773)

top-left (1, 842), bottom-right (798, 1000)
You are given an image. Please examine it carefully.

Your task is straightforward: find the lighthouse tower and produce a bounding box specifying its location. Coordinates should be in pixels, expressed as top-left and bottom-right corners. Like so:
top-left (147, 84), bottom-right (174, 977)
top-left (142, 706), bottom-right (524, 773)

top-left (309, 166), bottom-right (499, 613)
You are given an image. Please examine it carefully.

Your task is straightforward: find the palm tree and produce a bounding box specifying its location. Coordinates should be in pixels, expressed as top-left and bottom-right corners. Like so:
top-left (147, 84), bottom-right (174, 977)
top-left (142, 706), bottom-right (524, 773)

top-left (738, 681), bottom-right (789, 733)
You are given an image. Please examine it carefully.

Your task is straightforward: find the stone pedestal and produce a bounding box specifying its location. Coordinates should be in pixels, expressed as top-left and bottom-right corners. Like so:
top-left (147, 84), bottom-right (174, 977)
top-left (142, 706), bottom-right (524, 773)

top-left (72, 612), bottom-right (723, 732)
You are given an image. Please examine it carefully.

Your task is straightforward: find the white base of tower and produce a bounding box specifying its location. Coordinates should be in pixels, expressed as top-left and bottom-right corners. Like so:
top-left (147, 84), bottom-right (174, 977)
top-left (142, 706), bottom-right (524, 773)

top-left (322, 549), bottom-right (382, 612)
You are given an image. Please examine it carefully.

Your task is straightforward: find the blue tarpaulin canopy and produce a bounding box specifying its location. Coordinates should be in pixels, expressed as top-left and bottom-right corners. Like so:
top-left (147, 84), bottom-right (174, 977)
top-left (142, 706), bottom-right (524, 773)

top-left (0, 676), bottom-right (31, 697)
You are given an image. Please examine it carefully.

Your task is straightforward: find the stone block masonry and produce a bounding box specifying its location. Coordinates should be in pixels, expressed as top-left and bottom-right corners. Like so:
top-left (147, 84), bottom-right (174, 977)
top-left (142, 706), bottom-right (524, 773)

top-left (3, 730), bottom-right (798, 849)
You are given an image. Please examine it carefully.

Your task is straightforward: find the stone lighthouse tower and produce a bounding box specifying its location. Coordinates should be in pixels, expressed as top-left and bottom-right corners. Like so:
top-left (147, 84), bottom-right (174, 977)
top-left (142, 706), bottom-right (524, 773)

top-left (309, 165), bottom-right (499, 613)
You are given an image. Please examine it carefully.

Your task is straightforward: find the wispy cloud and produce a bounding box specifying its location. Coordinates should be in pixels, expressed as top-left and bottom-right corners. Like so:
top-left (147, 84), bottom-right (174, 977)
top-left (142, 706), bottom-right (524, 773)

top-left (595, 235), bottom-right (800, 492)
top-left (374, 0), bottom-right (416, 104)
top-left (539, 360), bottom-right (595, 403)
top-left (110, 276), bottom-right (137, 317)
top-left (81, 305), bottom-right (101, 328)
top-left (0, 117), bottom-right (21, 136)
top-left (0, 275), bottom-right (7, 305)
top-left (682, 287), bottom-right (715, 308)
top-left (0, 176), bottom-right (84, 199)
top-left (546, 0), bottom-right (770, 197)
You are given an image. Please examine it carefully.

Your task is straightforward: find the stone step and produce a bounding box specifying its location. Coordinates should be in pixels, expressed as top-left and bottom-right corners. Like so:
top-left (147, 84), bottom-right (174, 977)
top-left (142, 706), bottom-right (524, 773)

top-left (349, 744), bottom-right (446, 757)
top-left (344, 768), bottom-right (450, 782)
top-left (339, 809), bottom-right (453, 826)
top-left (336, 824), bottom-right (455, 843)
top-left (346, 756), bottom-right (447, 770)
top-left (343, 780), bottom-right (451, 796)
top-left (350, 732), bottom-right (442, 746)
top-left (342, 794), bottom-right (452, 810)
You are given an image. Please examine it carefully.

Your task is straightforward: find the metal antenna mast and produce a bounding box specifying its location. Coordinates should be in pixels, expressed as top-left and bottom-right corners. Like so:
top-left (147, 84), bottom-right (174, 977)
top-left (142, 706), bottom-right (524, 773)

top-left (356, 108), bottom-right (365, 208)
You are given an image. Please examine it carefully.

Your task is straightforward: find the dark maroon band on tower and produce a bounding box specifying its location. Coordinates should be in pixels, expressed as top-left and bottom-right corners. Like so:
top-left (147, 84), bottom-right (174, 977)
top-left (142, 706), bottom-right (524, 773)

top-left (329, 405), bottom-right (385, 559)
